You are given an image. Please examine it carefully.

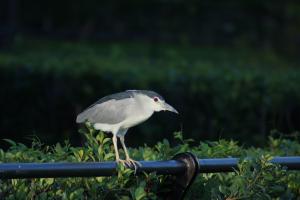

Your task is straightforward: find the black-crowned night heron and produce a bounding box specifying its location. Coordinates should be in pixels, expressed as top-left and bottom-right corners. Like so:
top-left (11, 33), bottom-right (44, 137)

top-left (76, 90), bottom-right (178, 168)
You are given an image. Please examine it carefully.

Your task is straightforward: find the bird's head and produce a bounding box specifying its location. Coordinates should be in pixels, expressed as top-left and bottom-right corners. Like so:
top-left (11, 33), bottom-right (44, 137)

top-left (149, 95), bottom-right (179, 113)
top-left (132, 90), bottom-right (178, 114)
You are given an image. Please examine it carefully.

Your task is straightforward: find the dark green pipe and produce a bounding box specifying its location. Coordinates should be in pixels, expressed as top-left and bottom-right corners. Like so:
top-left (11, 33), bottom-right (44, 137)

top-left (0, 156), bottom-right (299, 179)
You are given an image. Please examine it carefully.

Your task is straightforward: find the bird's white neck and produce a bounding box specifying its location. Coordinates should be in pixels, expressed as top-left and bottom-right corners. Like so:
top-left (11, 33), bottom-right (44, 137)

top-left (120, 94), bottom-right (154, 129)
top-left (134, 93), bottom-right (155, 116)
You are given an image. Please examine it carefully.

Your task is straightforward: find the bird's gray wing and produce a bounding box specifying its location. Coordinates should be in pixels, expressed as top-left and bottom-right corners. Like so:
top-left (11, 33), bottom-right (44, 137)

top-left (76, 96), bottom-right (133, 124)
top-left (85, 91), bottom-right (133, 110)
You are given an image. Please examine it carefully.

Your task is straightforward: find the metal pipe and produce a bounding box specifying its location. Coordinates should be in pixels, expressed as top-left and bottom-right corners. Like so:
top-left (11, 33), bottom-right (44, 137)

top-left (198, 158), bottom-right (238, 173)
top-left (0, 156), bottom-right (299, 179)
top-left (198, 156), bottom-right (300, 173)
top-left (271, 156), bottom-right (300, 170)
top-left (0, 160), bottom-right (185, 179)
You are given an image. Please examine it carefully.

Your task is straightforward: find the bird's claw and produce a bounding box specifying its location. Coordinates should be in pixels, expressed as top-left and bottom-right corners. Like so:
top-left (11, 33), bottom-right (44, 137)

top-left (126, 158), bottom-right (141, 168)
top-left (125, 158), bottom-right (141, 174)
top-left (116, 158), bottom-right (141, 173)
top-left (116, 158), bottom-right (126, 166)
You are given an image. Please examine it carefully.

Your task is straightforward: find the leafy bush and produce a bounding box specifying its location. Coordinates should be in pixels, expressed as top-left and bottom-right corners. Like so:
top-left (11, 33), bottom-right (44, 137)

top-left (1, 39), bottom-right (300, 146)
top-left (0, 125), bottom-right (299, 199)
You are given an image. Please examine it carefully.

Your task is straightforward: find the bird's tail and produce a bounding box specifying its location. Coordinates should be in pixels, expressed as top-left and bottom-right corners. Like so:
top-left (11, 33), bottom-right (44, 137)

top-left (76, 112), bottom-right (87, 123)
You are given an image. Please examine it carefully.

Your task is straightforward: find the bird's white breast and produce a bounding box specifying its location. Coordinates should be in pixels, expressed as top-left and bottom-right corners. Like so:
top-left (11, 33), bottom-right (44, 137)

top-left (120, 110), bottom-right (153, 129)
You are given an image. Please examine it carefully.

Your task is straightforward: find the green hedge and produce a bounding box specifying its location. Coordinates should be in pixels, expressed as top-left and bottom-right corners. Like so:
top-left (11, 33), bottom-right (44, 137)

top-left (0, 125), bottom-right (300, 199)
top-left (0, 39), bottom-right (300, 145)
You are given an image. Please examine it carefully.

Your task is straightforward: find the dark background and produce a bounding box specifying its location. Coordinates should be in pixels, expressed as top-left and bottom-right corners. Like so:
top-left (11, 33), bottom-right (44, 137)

top-left (1, 1), bottom-right (300, 51)
top-left (0, 0), bottom-right (300, 148)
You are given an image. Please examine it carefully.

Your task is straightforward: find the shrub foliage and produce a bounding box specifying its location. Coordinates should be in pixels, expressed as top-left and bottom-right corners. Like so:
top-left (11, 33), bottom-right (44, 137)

top-left (0, 125), bottom-right (299, 199)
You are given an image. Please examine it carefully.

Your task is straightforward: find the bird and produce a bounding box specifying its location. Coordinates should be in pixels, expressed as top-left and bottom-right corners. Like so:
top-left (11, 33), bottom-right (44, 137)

top-left (76, 90), bottom-right (178, 169)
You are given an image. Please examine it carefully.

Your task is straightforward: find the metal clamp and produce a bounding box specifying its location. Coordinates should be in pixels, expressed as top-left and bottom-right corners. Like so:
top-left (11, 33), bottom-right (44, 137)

top-left (166, 152), bottom-right (199, 200)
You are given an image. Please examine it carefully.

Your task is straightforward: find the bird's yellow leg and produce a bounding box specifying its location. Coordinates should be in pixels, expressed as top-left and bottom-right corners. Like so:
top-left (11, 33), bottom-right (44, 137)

top-left (120, 136), bottom-right (141, 171)
top-left (112, 134), bottom-right (126, 165)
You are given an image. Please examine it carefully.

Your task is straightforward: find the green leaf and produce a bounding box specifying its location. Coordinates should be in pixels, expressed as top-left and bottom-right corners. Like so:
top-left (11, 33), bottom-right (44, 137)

top-left (102, 138), bottom-right (111, 145)
top-left (3, 139), bottom-right (16, 146)
top-left (46, 178), bottom-right (54, 185)
top-left (134, 186), bottom-right (146, 200)
top-left (78, 149), bottom-right (84, 159)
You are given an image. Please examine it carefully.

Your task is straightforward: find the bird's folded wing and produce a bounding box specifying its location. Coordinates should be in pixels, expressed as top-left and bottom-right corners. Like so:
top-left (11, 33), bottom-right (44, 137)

top-left (76, 98), bottom-right (130, 124)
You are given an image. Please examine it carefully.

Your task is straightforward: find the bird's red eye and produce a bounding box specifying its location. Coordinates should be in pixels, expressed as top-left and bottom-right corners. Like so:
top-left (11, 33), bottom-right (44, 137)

top-left (153, 97), bottom-right (159, 102)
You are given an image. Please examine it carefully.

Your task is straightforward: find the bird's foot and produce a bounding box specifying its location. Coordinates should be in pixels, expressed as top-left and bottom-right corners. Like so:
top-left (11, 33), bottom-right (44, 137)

top-left (116, 158), bottom-right (141, 173)
top-left (125, 158), bottom-right (141, 168)
top-left (125, 158), bottom-right (141, 174)
top-left (116, 158), bottom-right (128, 167)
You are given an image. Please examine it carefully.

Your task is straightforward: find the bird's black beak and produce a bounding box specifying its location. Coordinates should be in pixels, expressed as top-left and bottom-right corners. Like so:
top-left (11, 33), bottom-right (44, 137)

top-left (163, 102), bottom-right (179, 114)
